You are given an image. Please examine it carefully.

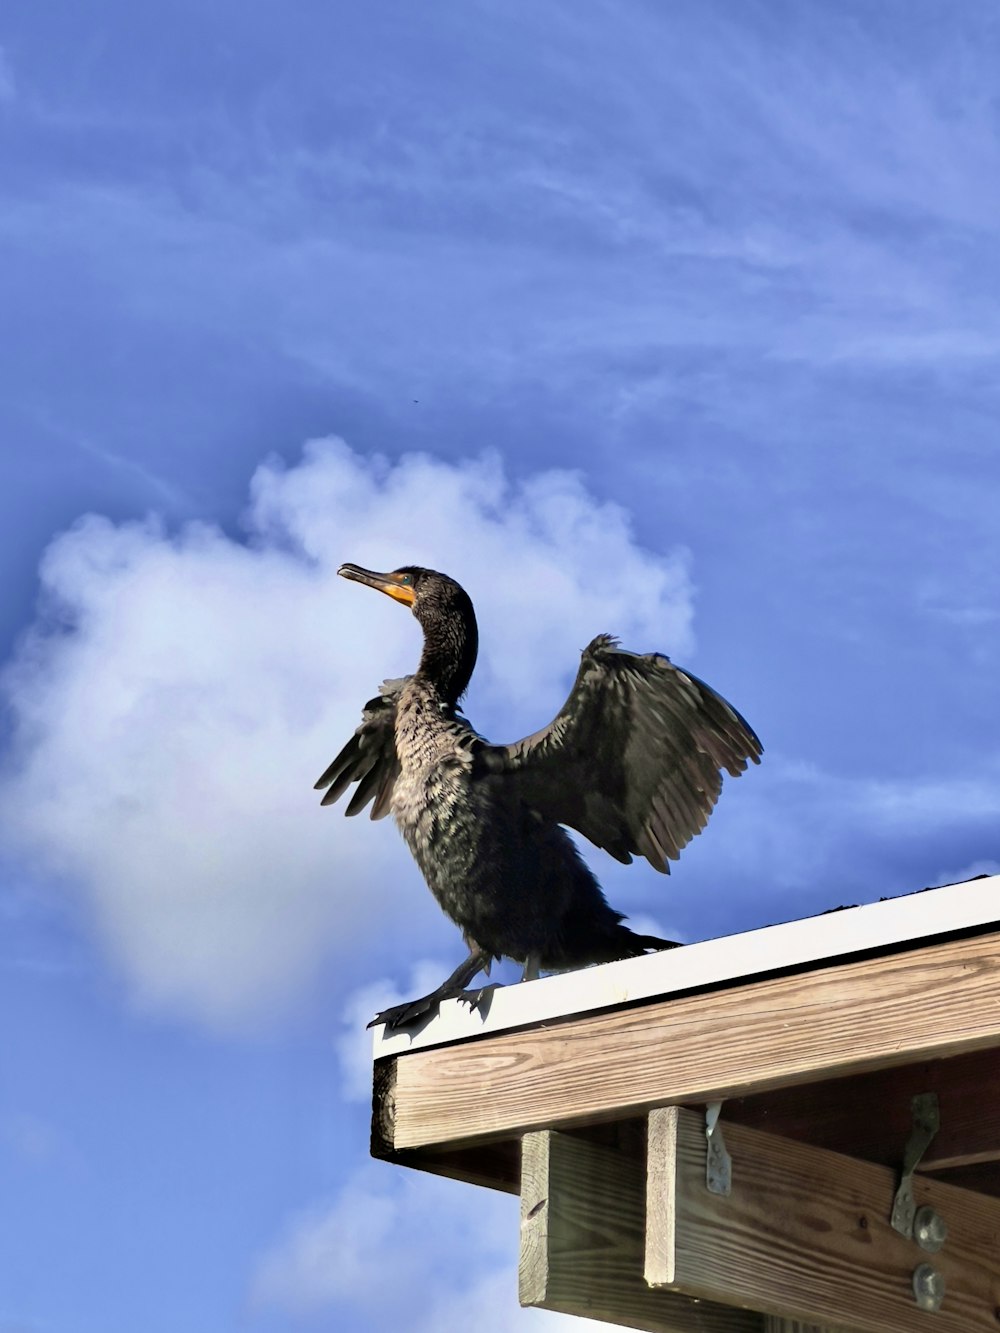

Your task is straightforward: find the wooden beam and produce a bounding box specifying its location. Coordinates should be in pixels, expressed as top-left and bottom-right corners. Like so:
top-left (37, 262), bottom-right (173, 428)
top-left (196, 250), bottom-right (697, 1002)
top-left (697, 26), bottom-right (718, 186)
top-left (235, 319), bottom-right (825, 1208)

top-left (379, 929), bottom-right (1000, 1152)
top-left (935, 1162), bottom-right (1000, 1198)
top-left (763, 1322), bottom-right (838, 1333)
top-left (646, 1107), bottom-right (1000, 1333)
top-left (724, 1046), bottom-right (1000, 1173)
top-left (520, 1129), bottom-right (760, 1332)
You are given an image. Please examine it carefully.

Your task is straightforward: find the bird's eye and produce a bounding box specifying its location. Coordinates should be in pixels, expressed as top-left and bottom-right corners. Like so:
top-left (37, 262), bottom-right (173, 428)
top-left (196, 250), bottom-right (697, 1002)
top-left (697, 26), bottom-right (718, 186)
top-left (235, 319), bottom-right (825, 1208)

top-left (398, 573), bottom-right (412, 585)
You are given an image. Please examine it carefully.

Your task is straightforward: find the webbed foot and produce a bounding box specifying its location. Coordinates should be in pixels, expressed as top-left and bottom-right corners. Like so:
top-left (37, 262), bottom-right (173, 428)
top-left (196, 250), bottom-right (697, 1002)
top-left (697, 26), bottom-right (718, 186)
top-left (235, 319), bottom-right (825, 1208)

top-left (456, 982), bottom-right (500, 1018)
top-left (368, 981), bottom-right (503, 1031)
top-left (368, 993), bottom-right (442, 1031)
top-left (367, 948), bottom-right (495, 1032)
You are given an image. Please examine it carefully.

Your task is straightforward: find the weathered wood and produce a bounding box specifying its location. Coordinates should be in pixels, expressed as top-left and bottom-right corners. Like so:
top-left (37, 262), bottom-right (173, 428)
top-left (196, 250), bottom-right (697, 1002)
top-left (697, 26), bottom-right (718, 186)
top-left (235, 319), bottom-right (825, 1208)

top-left (383, 930), bottom-right (1000, 1151)
top-left (520, 1129), bottom-right (760, 1332)
top-left (936, 1161), bottom-right (1000, 1198)
top-left (394, 1142), bottom-right (520, 1193)
top-left (646, 1107), bottom-right (1000, 1333)
top-left (371, 1054), bottom-right (396, 1159)
top-left (763, 1321), bottom-right (839, 1333)
top-left (725, 1046), bottom-right (1000, 1173)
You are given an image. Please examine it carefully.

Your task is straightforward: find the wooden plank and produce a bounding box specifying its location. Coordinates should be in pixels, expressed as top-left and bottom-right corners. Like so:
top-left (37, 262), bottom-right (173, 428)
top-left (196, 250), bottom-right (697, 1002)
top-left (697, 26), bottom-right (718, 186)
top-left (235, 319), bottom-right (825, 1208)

top-left (763, 1322), bottom-right (840, 1333)
top-left (520, 1129), bottom-right (760, 1332)
top-left (935, 1162), bottom-right (1000, 1199)
top-left (725, 1047), bottom-right (1000, 1172)
top-left (381, 1047), bottom-right (1000, 1197)
top-left (373, 876), bottom-right (1000, 1058)
top-left (646, 1107), bottom-right (1000, 1333)
top-left (381, 929), bottom-right (1000, 1151)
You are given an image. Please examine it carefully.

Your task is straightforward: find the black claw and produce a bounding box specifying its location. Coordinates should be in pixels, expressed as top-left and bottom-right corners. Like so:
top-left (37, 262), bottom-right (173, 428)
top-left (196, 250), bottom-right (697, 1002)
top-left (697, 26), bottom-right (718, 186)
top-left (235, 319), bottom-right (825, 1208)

top-left (367, 995), bottom-right (438, 1031)
top-left (456, 983), bottom-right (500, 1017)
top-left (367, 950), bottom-right (496, 1032)
top-left (368, 982), bottom-right (504, 1031)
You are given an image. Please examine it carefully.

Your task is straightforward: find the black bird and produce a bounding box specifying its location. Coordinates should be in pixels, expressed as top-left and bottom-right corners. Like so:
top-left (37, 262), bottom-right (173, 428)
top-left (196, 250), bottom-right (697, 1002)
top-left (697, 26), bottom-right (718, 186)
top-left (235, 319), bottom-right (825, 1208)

top-left (317, 564), bottom-right (761, 1029)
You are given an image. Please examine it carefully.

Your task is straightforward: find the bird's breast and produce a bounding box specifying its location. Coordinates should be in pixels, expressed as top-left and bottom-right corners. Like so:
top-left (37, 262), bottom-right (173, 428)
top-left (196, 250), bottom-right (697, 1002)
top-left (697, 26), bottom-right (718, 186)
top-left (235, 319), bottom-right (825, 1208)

top-left (392, 695), bottom-right (473, 823)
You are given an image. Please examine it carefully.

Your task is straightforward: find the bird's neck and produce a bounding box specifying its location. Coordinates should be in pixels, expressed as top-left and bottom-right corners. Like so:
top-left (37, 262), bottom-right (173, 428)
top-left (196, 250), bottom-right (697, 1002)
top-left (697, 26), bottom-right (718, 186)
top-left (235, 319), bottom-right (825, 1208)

top-left (415, 617), bottom-right (478, 707)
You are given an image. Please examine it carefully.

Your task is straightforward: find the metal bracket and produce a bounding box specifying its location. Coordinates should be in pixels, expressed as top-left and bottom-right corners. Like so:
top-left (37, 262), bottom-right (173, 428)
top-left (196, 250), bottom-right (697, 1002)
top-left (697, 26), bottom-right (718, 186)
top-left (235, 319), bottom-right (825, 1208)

top-left (705, 1101), bottom-right (732, 1196)
top-left (890, 1092), bottom-right (940, 1237)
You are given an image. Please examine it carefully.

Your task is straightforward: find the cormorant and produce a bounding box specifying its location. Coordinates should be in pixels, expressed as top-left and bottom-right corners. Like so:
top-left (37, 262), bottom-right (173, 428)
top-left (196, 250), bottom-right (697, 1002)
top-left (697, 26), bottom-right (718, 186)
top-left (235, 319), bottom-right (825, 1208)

top-left (317, 564), bottom-right (761, 1029)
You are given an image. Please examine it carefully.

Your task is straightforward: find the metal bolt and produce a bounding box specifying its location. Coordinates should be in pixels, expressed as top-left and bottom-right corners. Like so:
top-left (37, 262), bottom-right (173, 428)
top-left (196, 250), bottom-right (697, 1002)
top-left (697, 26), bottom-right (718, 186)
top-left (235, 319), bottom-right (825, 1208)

top-left (913, 1205), bottom-right (947, 1253)
top-left (913, 1263), bottom-right (945, 1312)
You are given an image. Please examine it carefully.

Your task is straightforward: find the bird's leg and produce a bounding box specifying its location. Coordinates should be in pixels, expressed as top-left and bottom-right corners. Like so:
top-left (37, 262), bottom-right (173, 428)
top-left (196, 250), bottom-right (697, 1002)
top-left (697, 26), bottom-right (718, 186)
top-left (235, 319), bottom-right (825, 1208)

top-left (520, 954), bottom-right (542, 983)
top-left (368, 948), bottom-right (495, 1032)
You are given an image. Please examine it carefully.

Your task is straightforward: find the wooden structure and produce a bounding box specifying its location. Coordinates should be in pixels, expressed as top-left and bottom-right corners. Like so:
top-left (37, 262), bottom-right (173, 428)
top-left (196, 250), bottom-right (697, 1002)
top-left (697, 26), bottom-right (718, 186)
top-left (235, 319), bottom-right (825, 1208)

top-left (370, 876), bottom-right (1000, 1330)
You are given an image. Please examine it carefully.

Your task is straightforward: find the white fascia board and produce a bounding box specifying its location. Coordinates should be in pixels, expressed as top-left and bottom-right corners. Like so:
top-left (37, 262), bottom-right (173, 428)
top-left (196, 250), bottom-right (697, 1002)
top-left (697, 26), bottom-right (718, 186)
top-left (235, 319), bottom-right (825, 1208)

top-left (372, 875), bottom-right (1000, 1059)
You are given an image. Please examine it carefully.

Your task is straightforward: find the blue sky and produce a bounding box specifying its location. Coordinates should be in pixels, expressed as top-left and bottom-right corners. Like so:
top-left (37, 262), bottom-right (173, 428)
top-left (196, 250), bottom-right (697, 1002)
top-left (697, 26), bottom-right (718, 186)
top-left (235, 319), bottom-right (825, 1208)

top-left (2, 2), bottom-right (999, 1329)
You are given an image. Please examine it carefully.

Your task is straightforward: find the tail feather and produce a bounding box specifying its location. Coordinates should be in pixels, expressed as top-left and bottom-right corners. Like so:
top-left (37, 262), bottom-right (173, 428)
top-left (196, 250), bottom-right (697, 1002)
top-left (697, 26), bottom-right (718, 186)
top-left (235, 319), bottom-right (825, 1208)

top-left (543, 920), bottom-right (680, 970)
top-left (629, 931), bottom-right (680, 954)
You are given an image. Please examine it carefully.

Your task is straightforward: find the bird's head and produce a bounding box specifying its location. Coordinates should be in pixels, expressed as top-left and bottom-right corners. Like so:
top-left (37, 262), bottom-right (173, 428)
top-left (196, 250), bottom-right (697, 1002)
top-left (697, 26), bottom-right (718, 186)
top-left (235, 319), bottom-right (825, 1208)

top-left (338, 563), bottom-right (479, 699)
top-left (337, 563), bottom-right (466, 617)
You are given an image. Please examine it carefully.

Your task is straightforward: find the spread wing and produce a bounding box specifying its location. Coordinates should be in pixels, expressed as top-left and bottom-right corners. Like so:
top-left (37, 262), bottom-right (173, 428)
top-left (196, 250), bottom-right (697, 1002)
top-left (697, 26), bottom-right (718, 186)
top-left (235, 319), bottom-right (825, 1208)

top-left (314, 677), bottom-right (408, 820)
top-left (476, 636), bottom-right (761, 872)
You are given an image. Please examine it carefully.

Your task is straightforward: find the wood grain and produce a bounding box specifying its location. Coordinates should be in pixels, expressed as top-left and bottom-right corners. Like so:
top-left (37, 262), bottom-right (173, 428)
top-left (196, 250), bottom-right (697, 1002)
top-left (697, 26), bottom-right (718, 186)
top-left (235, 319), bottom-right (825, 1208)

top-left (646, 1107), bottom-right (1000, 1333)
top-left (384, 930), bottom-right (1000, 1151)
top-left (520, 1129), bottom-right (760, 1332)
top-left (763, 1322), bottom-right (841, 1333)
top-left (724, 1046), bottom-right (1000, 1173)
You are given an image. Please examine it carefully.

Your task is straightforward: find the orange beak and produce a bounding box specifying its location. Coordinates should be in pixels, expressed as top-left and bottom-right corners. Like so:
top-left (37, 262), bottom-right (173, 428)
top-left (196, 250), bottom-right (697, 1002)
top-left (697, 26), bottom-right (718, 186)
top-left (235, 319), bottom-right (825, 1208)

top-left (338, 563), bottom-right (416, 607)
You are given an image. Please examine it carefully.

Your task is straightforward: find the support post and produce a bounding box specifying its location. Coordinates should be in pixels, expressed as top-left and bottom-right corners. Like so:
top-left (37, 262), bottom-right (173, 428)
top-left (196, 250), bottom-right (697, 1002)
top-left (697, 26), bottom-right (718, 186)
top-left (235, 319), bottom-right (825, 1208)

top-left (520, 1129), bottom-right (759, 1332)
top-left (646, 1107), bottom-right (1000, 1333)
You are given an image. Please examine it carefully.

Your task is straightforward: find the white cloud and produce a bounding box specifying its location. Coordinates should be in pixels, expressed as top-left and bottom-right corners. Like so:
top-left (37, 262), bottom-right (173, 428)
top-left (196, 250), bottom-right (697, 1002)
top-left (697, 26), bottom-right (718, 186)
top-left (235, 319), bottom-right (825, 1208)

top-left (251, 1162), bottom-right (622, 1332)
top-left (0, 440), bottom-right (694, 1030)
top-left (246, 443), bottom-right (693, 715)
top-left (333, 960), bottom-right (449, 1101)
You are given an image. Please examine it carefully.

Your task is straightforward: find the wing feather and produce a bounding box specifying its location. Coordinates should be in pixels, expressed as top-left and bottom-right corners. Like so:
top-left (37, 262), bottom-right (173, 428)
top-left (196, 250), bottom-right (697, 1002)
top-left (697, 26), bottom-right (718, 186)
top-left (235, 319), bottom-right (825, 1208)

top-left (315, 677), bottom-right (408, 820)
top-left (477, 636), bottom-right (761, 872)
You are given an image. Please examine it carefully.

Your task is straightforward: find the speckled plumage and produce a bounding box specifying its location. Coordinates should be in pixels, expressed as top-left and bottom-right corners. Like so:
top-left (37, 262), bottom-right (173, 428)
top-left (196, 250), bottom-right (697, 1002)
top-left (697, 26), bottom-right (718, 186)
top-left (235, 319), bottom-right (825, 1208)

top-left (390, 675), bottom-right (640, 970)
top-left (316, 563), bottom-right (762, 1027)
